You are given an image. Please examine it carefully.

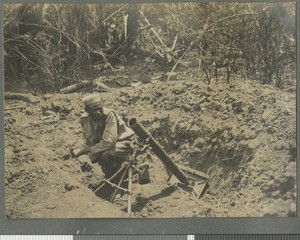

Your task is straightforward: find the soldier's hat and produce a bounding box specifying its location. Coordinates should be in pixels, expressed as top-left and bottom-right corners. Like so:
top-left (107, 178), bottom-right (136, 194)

top-left (82, 94), bottom-right (102, 109)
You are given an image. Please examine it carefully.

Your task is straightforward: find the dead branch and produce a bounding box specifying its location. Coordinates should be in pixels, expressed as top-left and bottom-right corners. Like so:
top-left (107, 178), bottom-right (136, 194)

top-left (166, 43), bottom-right (192, 81)
top-left (206, 12), bottom-right (258, 30)
top-left (5, 106), bottom-right (26, 111)
top-left (124, 14), bottom-right (128, 39)
top-left (143, 31), bottom-right (165, 59)
top-left (60, 79), bottom-right (110, 94)
top-left (247, 4), bottom-right (260, 28)
top-left (92, 78), bottom-right (110, 92)
top-left (169, 33), bottom-right (178, 52)
top-left (4, 17), bottom-right (15, 28)
top-left (102, 4), bottom-right (128, 24)
top-left (5, 93), bottom-right (40, 104)
top-left (60, 80), bottom-right (90, 94)
top-left (139, 10), bottom-right (167, 49)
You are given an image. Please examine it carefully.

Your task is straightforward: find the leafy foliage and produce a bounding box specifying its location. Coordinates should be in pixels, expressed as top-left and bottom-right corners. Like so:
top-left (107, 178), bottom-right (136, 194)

top-left (4, 3), bottom-right (296, 93)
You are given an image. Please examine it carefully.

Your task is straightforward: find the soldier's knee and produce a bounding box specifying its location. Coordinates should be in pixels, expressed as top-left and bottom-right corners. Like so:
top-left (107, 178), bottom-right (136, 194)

top-left (101, 150), bottom-right (114, 162)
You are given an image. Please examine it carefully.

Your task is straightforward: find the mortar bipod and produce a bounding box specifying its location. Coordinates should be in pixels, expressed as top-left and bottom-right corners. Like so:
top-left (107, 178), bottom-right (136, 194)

top-left (128, 118), bottom-right (210, 197)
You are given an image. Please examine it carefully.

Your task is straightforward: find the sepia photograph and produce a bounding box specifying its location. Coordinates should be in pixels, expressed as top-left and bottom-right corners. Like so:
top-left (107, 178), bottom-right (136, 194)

top-left (3, 2), bottom-right (296, 218)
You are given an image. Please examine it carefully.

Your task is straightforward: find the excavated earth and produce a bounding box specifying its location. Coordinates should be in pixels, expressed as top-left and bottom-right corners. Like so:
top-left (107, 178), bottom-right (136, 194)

top-left (4, 77), bottom-right (296, 218)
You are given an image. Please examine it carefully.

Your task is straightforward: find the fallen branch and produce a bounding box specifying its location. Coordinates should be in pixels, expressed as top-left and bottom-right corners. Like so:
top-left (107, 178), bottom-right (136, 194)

top-left (60, 79), bottom-right (110, 94)
top-left (5, 106), bottom-right (26, 111)
top-left (5, 92), bottom-right (40, 104)
top-left (92, 78), bottom-right (110, 92)
top-left (60, 80), bottom-right (90, 94)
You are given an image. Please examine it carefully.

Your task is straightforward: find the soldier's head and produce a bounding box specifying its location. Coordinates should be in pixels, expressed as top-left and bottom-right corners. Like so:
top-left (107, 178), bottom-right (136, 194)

top-left (82, 94), bottom-right (103, 121)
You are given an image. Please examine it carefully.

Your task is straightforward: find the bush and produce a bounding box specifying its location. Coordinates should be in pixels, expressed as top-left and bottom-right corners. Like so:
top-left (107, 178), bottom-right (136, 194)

top-left (4, 3), bottom-right (296, 93)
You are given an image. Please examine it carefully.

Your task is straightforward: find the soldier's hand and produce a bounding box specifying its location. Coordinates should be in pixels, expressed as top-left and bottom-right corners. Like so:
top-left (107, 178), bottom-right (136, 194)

top-left (70, 147), bottom-right (90, 158)
top-left (80, 146), bottom-right (91, 155)
top-left (70, 148), bottom-right (81, 158)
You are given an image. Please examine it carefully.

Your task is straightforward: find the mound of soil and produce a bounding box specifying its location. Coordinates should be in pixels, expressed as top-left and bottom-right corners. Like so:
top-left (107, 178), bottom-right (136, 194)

top-left (5, 77), bottom-right (296, 218)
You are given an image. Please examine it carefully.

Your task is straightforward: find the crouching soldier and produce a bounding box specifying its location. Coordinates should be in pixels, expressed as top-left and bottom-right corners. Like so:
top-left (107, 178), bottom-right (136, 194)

top-left (71, 94), bottom-right (135, 179)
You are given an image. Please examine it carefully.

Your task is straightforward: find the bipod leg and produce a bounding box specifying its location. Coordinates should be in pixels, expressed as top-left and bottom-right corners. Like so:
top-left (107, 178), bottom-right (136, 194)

top-left (94, 163), bottom-right (128, 193)
top-left (110, 165), bottom-right (129, 202)
top-left (127, 164), bottom-right (133, 215)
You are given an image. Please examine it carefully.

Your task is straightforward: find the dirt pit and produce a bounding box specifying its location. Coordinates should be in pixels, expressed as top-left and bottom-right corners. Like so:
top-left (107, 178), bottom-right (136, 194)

top-left (5, 77), bottom-right (296, 218)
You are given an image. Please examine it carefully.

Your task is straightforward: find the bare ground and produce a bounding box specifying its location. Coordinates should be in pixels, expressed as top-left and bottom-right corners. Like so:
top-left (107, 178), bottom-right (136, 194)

top-left (5, 76), bottom-right (296, 218)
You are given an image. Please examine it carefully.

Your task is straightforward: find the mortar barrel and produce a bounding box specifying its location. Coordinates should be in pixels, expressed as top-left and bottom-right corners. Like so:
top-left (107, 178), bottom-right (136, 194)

top-left (128, 118), bottom-right (189, 185)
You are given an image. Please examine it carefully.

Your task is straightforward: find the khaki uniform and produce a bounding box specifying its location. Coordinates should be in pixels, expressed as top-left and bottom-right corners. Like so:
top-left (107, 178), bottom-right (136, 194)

top-left (80, 107), bottom-right (135, 177)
